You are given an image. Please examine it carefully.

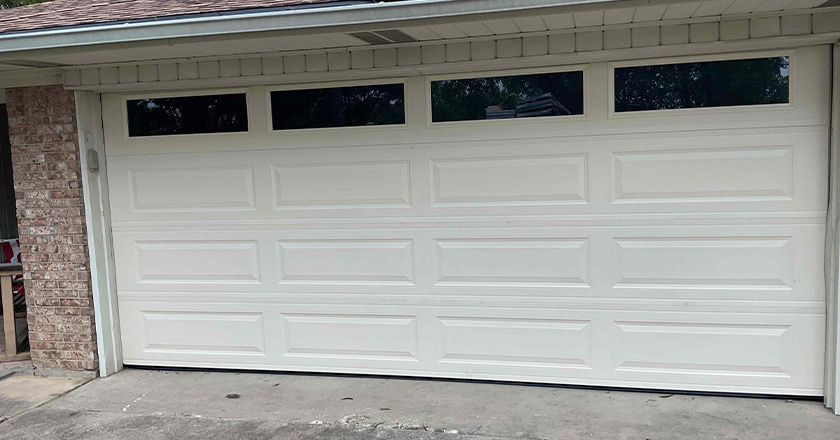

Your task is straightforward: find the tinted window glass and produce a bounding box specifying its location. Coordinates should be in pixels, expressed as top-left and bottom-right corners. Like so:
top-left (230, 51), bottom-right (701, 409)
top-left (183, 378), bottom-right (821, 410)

top-left (271, 84), bottom-right (405, 130)
top-left (0, 105), bottom-right (17, 239)
top-left (614, 56), bottom-right (789, 112)
top-left (431, 71), bottom-right (584, 123)
top-left (127, 93), bottom-right (248, 137)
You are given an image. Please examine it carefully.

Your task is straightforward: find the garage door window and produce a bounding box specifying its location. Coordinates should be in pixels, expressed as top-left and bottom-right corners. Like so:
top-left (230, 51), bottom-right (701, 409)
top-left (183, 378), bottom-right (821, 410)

top-left (430, 70), bottom-right (584, 123)
top-left (127, 93), bottom-right (248, 137)
top-left (270, 83), bottom-right (405, 130)
top-left (614, 56), bottom-right (790, 112)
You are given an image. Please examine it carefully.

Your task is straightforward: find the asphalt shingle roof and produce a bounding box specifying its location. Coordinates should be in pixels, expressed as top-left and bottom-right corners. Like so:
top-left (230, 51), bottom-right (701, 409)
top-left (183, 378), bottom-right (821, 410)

top-left (0, 0), bottom-right (372, 34)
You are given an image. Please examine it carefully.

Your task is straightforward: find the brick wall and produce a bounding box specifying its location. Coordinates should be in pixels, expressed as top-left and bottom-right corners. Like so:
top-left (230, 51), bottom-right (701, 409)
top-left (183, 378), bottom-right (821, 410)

top-left (5, 85), bottom-right (97, 372)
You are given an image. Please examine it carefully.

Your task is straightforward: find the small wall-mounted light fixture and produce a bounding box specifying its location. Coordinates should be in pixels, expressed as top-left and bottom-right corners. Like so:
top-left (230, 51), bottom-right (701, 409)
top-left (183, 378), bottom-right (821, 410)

top-left (87, 149), bottom-right (99, 173)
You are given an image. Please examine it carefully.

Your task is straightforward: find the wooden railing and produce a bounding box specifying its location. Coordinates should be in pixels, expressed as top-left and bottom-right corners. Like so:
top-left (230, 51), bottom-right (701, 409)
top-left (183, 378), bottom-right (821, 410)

top-left (0, 265), bottom-right (29, 362)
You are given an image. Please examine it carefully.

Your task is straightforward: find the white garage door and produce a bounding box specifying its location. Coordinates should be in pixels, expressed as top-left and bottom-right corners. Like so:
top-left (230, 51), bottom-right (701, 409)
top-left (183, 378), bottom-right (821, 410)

top-left (103, 47), bottom-right (829, 395)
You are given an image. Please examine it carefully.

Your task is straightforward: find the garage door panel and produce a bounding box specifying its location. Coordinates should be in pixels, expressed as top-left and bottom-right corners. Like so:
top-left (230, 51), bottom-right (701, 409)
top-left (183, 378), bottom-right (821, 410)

top-left (119, 301), bottom-right (824, 394)
top-left (433, 238), bottom-right (589, 287)
top-left (277, 239), bottom-right (416, 285)
top-left (281, 313), bottom-right (420, 362)
top-left (272, 161), bottom-right (412, 209)
top-left (612, 236), bottom-right (794, 291)
top-left (101, 49), bottom-right (830, 158)
top-left (434, 315), bottom-right (593, 371)
top-left (430, 154), bottom-right (588, 206)
top-left (612, 321), bottom-right (790, 378)
top-left (421, 130), bottom-right (825, 216)
top-left (133, 240), bottom-right (262, 284)
top-left (606, 311), bottom-right (825, 392)
top-left (603, 130), bottom-right (826, 214)
top-left (107, 130), bottom-right (826, 226)
top-left (119, 303), bottom-right (274, 366)
top-left (114, 232), bottom-right (275, 291)
top-left (605, 224), bottom-right (825, 302)
top-left (106, 47), bottom-right (828, 395)
top-left (611, 146), bottom-right (793, 204)
top-left (425, 224), bottom-right (823, 302)
top-left (108, 151), bottom-right (267, 222)
top-left (127, 166), bottom-right (257, 213)
top-left (107, 151), bottom-right (422, 223)
top-left (114, 223), bottom-right (823, 302)
top-left (114, 231), bottom-right (422, 294)
top-left (141, 311), bottom-right (266, 356)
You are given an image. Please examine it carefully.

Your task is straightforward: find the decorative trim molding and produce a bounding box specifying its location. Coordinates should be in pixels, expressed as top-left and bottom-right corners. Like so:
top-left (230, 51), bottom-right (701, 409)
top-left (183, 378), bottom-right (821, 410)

top-left (62, 11), bottom-right (840, 92)
top-left (0, 67), bottom-right (62, 88)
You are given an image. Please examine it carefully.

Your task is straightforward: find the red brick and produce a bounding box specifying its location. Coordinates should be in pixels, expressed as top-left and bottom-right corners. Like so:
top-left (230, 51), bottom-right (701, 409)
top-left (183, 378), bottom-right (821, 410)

top-left (6, 86), bottom-right (97, 373)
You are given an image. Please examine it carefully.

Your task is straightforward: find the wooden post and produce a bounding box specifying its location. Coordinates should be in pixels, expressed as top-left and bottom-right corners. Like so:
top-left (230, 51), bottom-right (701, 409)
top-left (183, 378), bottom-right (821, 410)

top-left (0, 268), bottom-right (28, 362)
top-left (1, 272), bottom-right (16, 357)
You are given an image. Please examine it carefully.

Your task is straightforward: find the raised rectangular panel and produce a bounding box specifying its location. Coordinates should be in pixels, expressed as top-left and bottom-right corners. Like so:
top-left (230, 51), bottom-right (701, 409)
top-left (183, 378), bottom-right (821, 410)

top-left (136, 241), bottom-right (260, 283)
top-left (129, 167), bottom-right (255, 212)
top-left (277, 240), bottom-right (414, 284)
top-left (613, 147), bottom-right (793, 203)
top-left (614, 321), bottom-right (789, 376)
top-left (435, 239), bottom-right (589, 287)
top-left (614, 237), bottom-right (793, 290)
top-left (142, 311), bottom-right (265, 355)
top-left (282, 313), bottom-right (418, 360)
top-left (273, 161), bottom-right (411, 208)
top-left (438, 317), bottom-right (591, 368)
top-left (432, 155), bottom-right (587, 206)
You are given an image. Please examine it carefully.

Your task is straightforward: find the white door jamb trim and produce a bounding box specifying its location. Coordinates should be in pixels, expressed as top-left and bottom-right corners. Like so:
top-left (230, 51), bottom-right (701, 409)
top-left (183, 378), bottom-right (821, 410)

top-left (825, 42), bottom-right (840, 415)
top-left (76, 90), bottom-right (123, 377)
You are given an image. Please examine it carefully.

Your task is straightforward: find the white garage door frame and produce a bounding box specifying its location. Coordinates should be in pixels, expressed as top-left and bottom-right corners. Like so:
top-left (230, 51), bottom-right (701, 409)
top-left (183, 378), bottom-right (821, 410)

top-left (73, 40), bottom-right (840, 411)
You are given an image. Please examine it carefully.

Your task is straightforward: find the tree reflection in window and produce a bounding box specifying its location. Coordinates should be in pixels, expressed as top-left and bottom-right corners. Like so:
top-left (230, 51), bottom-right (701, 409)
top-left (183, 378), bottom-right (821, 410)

top-left (614, 56), bottom-right (789, 112)
top-left (127, 93), bottom-right (248, 137)
top-left (270, 84), bottom-right (405, 130)
top-left (431, 71), bottom-right (584, 123)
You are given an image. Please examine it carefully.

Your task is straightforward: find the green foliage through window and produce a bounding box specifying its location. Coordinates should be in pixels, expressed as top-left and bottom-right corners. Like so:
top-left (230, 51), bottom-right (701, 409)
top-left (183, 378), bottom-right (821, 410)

top-left (431, 71), bottom-right (584, 123)
top-left (270, 84), bottom-right (405, 130)
top-left (127, 93), bottom-right (248, 137)
top-left (614, 56), bottom-right (790, 112)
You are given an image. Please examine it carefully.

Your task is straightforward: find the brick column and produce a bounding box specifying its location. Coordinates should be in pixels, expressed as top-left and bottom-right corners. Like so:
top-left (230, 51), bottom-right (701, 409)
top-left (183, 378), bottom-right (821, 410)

top-left (6, 85), bottom-right (97, 372)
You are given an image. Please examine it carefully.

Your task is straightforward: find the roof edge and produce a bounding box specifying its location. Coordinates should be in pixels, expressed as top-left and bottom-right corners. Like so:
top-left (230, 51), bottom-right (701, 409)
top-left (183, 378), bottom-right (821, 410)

top-left (0, 0), bottom-right (374, 38)
top-left (0, 0), bottom-right (639, 54)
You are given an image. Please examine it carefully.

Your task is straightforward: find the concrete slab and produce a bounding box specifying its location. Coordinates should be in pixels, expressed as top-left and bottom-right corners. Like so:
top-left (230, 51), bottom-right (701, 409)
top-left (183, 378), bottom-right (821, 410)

top-left (0, 360), bottom-right (32, 373)
top-left (1, 368), bottom-right (839, 439)
top-left (0, 409), bottom-right (504, 440)
top-left (0, 374), bottom-right (88, 422)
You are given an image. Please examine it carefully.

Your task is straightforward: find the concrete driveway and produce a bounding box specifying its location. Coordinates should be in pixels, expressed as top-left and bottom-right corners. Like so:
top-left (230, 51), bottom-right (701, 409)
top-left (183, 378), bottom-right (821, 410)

top-left (0, 368), bottom-right (838, 440)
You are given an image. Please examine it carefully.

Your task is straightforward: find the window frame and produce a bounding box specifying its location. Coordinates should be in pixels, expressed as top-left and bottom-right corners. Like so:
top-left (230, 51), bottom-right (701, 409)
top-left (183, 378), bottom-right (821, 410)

top-left (0, 104), bottom-right (17, 240)
top-left (608, 50), bottom-right (796, 119)
top-left (425, 64), bottom-right (589, 128)
top-left (265, 78), bottom-right (410, 134)
top-left (121, 88), bottom-right (253, 140)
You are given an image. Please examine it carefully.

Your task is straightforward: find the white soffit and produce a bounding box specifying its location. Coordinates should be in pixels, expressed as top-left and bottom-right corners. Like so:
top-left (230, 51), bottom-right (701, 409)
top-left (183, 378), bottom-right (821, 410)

top-left (0, 0), bottom-right (833, 69)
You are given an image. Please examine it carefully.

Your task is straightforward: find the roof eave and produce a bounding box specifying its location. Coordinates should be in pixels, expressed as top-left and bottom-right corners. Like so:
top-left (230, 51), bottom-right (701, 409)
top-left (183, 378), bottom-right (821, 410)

top-left (0, 0), bottom-right (640, 54)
